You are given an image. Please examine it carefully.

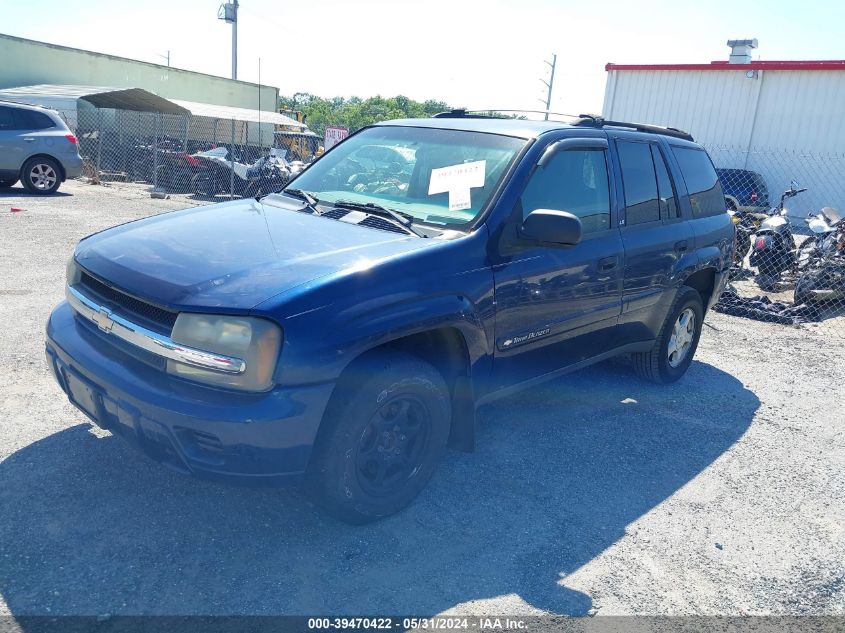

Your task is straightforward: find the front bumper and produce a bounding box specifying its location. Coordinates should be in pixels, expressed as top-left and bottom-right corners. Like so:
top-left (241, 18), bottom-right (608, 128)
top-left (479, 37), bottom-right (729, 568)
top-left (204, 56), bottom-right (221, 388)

top-left (46, 301), bottom-right (334, 486)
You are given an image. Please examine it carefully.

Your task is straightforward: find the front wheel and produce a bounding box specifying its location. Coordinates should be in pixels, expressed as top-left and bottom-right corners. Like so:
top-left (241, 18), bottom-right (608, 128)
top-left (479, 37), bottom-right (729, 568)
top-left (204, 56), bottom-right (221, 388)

top-left (632, 287), bottom-right (704, 384)
top-left (307, 352), bottom-right (451, 524)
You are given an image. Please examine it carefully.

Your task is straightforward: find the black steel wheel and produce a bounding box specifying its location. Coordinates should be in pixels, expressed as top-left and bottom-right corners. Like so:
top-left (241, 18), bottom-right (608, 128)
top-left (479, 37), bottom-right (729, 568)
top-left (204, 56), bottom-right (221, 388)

top-left (307, 351), bottom-right (450, 523)
top-left (355, 395), bottom-right (432, 498)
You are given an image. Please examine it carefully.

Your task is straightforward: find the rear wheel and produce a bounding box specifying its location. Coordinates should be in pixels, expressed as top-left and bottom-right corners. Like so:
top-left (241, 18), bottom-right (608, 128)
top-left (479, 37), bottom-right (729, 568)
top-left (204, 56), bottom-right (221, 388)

top-left (632, 287), bottom-right (704, 384)
top-left (21, 157), bottom-right (62, 194)
top-left (307, 351), bottom-right (451, 524)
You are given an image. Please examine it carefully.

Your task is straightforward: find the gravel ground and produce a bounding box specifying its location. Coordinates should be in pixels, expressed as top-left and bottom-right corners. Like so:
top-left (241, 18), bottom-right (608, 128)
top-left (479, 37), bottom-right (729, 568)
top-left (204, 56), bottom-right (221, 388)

top-left (0, 179), bottom-right (843, 617)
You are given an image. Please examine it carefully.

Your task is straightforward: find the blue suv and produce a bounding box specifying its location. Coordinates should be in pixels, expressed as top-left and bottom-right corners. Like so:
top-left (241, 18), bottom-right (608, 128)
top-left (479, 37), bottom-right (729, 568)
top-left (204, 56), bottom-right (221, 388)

top-left (46, 112), bottom-right (733, 523)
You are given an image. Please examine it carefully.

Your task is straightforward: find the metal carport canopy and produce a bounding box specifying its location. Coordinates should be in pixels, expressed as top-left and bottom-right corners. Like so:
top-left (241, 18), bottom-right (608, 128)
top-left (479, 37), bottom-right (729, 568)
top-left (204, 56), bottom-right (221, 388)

top-left (0, 84), bottom-right (303, 127)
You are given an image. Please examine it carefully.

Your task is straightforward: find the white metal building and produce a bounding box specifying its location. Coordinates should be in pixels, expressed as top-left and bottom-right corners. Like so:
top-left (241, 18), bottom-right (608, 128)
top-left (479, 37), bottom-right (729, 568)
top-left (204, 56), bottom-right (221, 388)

top-left (602, 41), bottom-right (845, 215)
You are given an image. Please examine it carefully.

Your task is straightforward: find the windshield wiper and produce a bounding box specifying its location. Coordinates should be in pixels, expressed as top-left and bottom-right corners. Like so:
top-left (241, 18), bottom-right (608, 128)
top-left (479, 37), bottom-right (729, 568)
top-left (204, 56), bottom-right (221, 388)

top-left (334, 200), bottom-right (426, 238)
top-left (283, 188), bottom-right (322, 215)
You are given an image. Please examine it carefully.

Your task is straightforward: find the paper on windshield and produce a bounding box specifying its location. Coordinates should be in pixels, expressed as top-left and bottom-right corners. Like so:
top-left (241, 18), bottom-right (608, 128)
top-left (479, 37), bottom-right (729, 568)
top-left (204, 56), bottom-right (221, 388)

top-left (428, 160), bottom-right (486, 211)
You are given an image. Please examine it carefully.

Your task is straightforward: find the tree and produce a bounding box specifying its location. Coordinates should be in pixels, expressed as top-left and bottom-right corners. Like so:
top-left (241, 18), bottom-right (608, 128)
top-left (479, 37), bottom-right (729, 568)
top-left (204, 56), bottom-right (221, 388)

top-left (278, 94), bottom-right (451, 137)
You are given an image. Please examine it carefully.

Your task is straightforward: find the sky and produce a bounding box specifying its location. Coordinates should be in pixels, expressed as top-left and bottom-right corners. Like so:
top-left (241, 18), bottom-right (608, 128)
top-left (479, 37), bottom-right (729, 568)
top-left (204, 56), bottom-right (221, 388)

top-left (2, 0), bottom-right (844, 114)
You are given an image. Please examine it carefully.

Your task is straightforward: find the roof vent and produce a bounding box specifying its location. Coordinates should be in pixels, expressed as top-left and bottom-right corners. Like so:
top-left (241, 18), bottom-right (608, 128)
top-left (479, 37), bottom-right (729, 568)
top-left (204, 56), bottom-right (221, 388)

top-left (727, 39), bottom-right (758, 64)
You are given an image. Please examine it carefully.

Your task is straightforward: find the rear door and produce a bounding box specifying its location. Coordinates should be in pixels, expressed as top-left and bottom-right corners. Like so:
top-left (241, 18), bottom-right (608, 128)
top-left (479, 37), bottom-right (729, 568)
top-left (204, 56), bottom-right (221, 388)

top-left (491, 136), bottom-right (624, 389)
top-left (610, 134), bottom-right (694, 342)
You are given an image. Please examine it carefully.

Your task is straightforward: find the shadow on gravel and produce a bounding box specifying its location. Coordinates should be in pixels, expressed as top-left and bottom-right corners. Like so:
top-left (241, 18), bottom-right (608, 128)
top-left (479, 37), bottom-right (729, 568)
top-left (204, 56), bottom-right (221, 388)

top-left (0, 361), bottom-right (758, 617)
top-left (0, 187), bottom-right (72, 198)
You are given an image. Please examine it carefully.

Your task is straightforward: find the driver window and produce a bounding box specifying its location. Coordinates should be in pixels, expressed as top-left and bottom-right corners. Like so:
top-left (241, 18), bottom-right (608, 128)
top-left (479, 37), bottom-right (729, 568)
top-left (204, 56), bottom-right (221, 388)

top-left (520, 148), bottom-right (611, 234)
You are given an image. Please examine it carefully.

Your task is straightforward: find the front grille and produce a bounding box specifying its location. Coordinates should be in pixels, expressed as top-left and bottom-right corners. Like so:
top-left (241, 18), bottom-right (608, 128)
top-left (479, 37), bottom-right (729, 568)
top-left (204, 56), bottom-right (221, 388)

top-left (78, 272), bottom-right (177, 331)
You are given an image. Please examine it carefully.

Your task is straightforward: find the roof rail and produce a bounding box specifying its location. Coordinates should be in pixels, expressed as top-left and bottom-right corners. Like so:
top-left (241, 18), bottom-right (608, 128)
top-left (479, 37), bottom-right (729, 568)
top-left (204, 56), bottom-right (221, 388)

top-left (431, 108), bottom-right (580, 121)
top-left (572, 114), bottom-right (694, 141)
top-left (0, 99), bottom-right (45, 109)
top-left (431, 109), bottom-right (695, 141)
top-left (432, 108), bottom-right (505, 119)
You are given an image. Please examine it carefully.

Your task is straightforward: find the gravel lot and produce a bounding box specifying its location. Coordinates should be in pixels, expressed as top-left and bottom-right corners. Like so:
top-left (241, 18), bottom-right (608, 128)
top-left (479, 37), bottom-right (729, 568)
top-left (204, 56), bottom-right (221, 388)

top-left (1, 179), bottom-right (843, 617)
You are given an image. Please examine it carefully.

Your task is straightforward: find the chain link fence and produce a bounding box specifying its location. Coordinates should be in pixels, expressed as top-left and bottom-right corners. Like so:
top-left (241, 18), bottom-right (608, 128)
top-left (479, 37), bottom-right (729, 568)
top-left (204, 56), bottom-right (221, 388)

top-left (706, 145), bottom-right (845, 329)
top-left (56, 107), bottom-right (322, 200)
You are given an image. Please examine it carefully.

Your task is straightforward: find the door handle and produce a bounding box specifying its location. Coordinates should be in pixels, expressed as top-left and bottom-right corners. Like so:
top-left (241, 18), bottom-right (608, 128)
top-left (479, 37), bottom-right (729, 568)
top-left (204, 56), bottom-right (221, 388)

top-left (674, 240), bottom-right (689, 253)
top-left (23, 137), bottom-right (35, 142)
top-left (599, 256), bottom-right (618, 271)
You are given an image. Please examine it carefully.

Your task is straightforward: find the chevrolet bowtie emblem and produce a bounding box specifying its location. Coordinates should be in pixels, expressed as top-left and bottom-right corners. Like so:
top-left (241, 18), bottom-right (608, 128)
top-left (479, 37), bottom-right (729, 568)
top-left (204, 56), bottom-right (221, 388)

top-left (92, 307), bottom-right (115, 333)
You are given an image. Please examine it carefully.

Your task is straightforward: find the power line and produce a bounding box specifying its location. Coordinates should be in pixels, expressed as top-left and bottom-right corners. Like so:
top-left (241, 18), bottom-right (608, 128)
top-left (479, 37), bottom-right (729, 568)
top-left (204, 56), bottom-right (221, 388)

top-left (538, 53), bottom-right (557, 121)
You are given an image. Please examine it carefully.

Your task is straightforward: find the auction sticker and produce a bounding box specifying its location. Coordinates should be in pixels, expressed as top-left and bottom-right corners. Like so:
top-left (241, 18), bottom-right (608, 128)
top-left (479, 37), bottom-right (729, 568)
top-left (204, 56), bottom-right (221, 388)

top-left (428, 160), bottom-right (486, 211)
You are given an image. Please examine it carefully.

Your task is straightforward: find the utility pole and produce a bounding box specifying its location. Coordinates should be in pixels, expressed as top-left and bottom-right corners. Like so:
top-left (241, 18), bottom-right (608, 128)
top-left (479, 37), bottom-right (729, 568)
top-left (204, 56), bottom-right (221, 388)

top-left (218, 0), bottom-right (239, 80)
top-left (156, 51), bottom-right (170, 67)
top-left (539, 53), bottom-right (557, 120)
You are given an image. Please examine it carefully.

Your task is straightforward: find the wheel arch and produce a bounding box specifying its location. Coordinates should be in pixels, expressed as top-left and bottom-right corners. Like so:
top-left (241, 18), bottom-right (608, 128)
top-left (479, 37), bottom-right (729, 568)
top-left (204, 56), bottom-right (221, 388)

top-left (683, 267), bottom-right (717, 312)
top-left (22, 153), bottom-right (66, 182)
top-left (324, 325), bottom-right (477, 455)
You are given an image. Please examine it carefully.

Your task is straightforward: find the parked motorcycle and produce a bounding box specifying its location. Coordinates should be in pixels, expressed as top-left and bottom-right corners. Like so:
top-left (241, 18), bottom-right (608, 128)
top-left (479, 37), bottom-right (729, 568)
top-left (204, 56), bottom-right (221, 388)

top-left (749, 182), bottom-right (807, 289)
top-left (728, 207), bottom-right (769, 265)
top-left (794, 207), bottom-right (845, 304)
top-left (191, 147), bottom-right (294, 198)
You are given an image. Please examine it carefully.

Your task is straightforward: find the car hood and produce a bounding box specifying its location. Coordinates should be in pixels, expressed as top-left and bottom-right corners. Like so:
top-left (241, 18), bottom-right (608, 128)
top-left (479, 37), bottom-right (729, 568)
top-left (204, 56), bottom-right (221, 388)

top-left (75, 197), bottom-right (437, 310)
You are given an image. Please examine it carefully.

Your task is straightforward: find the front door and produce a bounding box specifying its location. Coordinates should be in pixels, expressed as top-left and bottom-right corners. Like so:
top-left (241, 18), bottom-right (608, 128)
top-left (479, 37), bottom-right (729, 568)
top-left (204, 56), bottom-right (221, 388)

top-left (491, 138), bottom-right (624, 390)
top-left (0, 105), bottom-right (23, 176)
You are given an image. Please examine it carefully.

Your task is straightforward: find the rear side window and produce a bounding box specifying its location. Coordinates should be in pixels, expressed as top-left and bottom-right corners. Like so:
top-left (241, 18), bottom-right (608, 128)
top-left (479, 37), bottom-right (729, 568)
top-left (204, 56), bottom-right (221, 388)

top-left (617, 140), bottom-right (660, 225)
top-left (520, 148), bottom-right (611, 234)
top-left (651, 145), bottom-right (678, 220)
top-left (19, 110), bottom-right (56, 130)
top-left (672, 147), bottom-right (726, 218)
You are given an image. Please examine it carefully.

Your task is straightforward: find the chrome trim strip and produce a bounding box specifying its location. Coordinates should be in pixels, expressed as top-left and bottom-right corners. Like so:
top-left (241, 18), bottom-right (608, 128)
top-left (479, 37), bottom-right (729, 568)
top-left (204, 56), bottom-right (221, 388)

top-left (65, 284), bottom-right (247, 375)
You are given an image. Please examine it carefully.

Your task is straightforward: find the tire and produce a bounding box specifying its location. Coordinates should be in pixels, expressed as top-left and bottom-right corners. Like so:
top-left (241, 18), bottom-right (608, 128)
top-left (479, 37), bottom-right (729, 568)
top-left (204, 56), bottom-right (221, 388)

top-left (21, 157), bottom-right (62, 194)
top-left (307, 351), bottom-right (451, 524)
top-left (632, 286), bottom-right (704, 384)
top-left (794, 281), bottom-right (812, 306)
top-left (0, 178), bottom-right (18, 189)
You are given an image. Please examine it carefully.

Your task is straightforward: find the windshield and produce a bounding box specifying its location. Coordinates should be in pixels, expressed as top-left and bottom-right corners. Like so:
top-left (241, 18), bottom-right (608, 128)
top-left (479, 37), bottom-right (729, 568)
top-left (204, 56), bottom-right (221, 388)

top-left (285, 126), bottom-right (527, 227)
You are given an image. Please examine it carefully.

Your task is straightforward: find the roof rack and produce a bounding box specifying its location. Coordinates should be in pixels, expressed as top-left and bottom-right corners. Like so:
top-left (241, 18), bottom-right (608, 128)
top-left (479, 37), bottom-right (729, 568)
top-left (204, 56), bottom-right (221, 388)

top-left (432, 109), bottom-right (504, 119)
top-left (432, 108), bottom-right (580, 121)
top-left (572, 114), bottom-right (694, 141)
top-left (431, 109), bottom-right (695, 141)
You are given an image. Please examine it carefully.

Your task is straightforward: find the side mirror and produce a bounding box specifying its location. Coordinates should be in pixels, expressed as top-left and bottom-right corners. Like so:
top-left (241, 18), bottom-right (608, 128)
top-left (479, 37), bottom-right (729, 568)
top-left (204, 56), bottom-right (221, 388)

top-left (520, 209), bottom-right (582, 246)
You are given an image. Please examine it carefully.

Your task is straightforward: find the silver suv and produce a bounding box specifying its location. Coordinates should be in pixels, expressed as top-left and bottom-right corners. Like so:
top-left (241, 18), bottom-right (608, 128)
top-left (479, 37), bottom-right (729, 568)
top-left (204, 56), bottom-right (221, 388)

top-left (0, 101), bottom-right (84, 195)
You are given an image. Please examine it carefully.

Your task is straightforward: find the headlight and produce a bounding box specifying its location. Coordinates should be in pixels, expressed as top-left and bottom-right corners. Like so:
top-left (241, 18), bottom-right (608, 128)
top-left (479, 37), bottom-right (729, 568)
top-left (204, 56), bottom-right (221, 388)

top-left (66, 256), bottom-right (81, 285)
top-left (166, 314), bottom-right (282, 392)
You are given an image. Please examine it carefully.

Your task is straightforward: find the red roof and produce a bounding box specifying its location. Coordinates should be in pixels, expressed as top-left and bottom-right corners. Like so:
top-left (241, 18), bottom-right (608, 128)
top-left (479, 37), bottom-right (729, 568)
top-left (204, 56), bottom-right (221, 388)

top-left (605, 60), bottom-right (845, 72)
